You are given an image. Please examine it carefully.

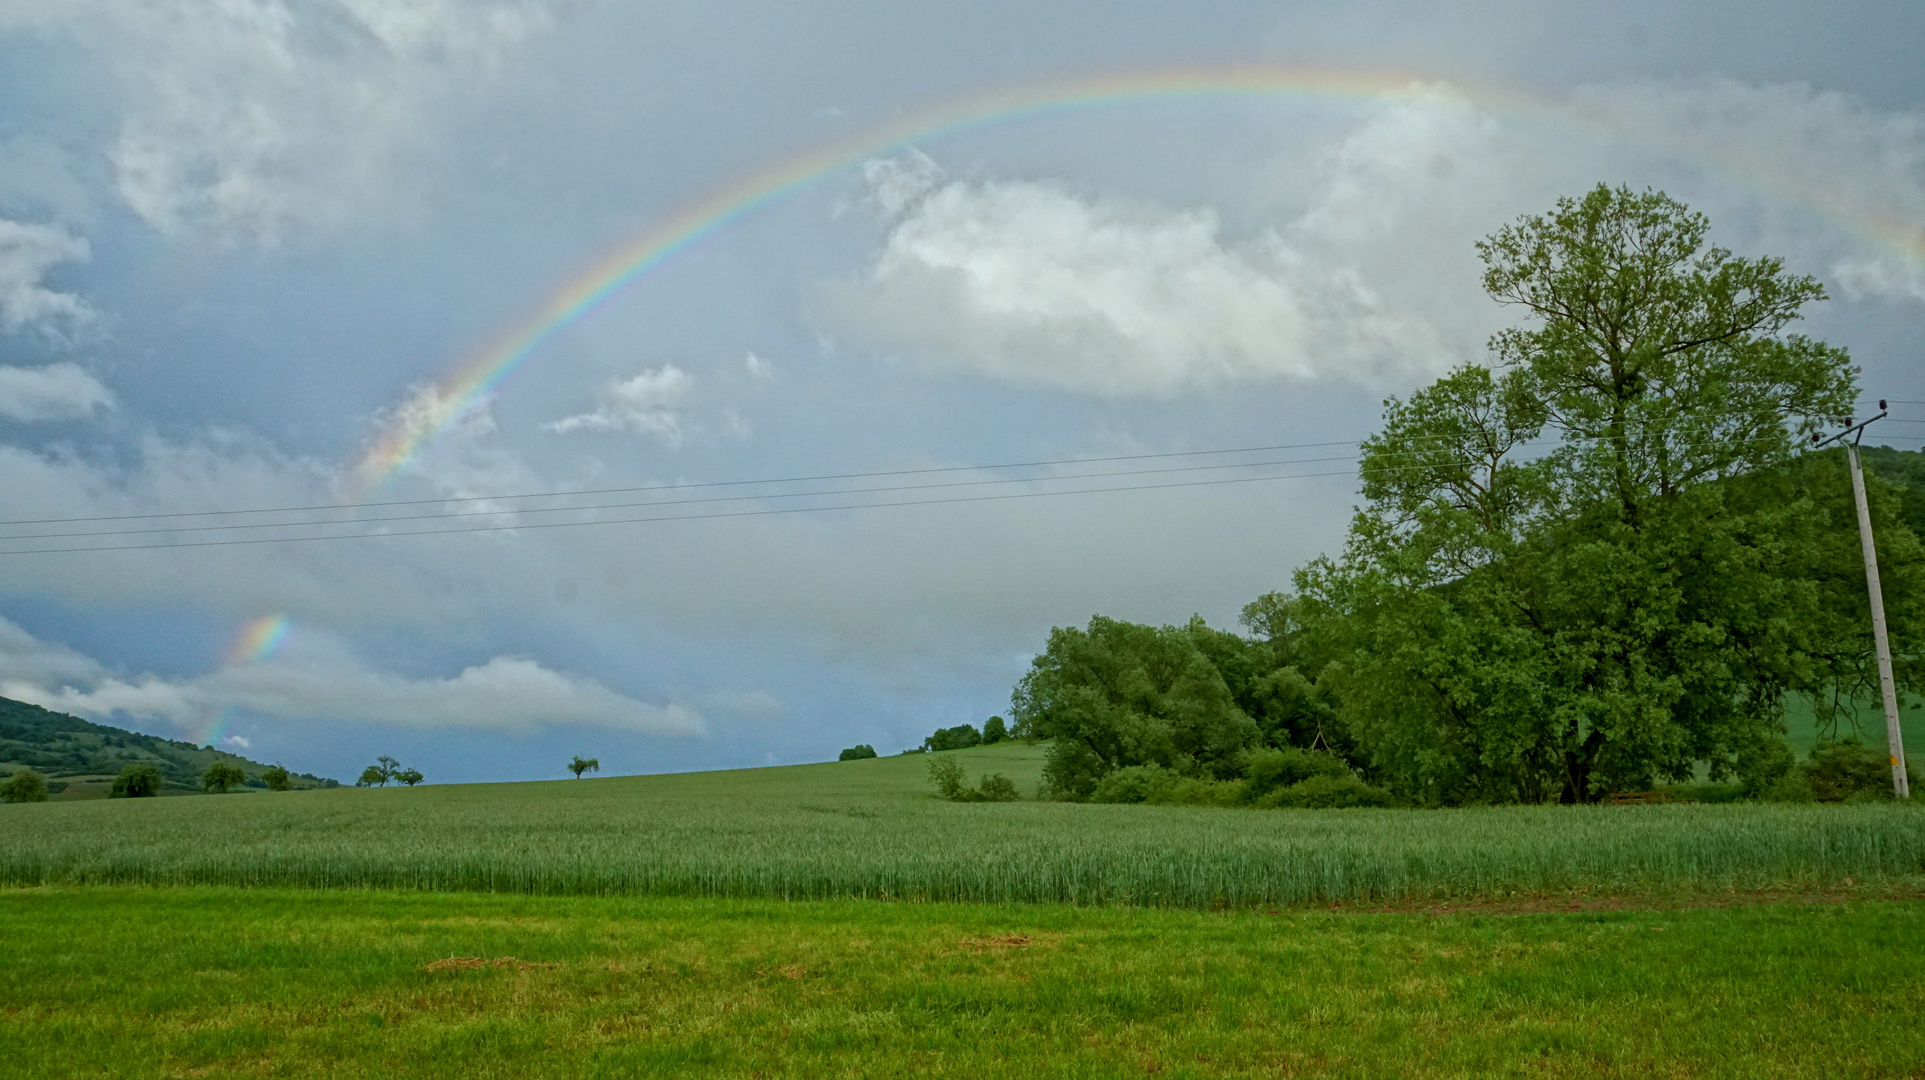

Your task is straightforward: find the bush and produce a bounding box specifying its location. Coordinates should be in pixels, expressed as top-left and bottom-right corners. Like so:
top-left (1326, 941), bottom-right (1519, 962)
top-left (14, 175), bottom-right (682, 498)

top-left (1800, 740), bottom-right (1911, 802)
top-left (976, 773), bottom-right (1019, 802)
top-left (923, 725), bottom-right (982, 752)
top-left (1088, 765), bottom-right (1239, 807)
top-left (202, 761), bottom-right (247, 794)
top-left (982, 716), bottom-right (1008, 744)
top-left (1237, 747), bottom-right (1351, 803)
top-left (1259, 773), bottom-right (1400, 809)
top-left (1735, 738), bottom-right (1797, 799)
top-left (927, 757), bottom-right (1022, 802)
top-left (260, 764), bottom-right (292, 792)
top-left (111, 764), bottom-right (164, 799)
top-left (0, 768), bottom-right (49, 804)
top-left (838, 744), bottom-right (878, 761)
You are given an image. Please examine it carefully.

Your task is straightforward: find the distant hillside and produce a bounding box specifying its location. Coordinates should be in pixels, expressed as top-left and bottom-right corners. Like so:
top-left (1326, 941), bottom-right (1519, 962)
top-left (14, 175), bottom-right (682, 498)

top-left (0, 696), bottom-right (334, 796)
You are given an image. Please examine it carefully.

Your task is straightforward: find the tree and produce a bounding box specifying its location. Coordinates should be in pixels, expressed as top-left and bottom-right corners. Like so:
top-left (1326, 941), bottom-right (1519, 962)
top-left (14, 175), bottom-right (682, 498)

top-left (111, 763), bottom-right (164, 798)
top-left (395, 768), bottom-right (424, 786)
top-left (356, 766), bottom-right (385, 788)
top-left (568, 755), bottom-right (599, 779)
top-left (0, 768), bottom-right (48, 804)
top-left (1012, 615), bottom-right (1260, 799)
top-left (202, 761), bottom-right (247, 794)
top-left (837, 744), bottom-right (877, 761)
top-left (1297, 184), bottom-right (1918, 804)
top-left (981, 716), bottom-right (1008, 744)
top-left (922, 724), bottom-right (982, 752)
top-left (260, 764), bottom-right (293, 792)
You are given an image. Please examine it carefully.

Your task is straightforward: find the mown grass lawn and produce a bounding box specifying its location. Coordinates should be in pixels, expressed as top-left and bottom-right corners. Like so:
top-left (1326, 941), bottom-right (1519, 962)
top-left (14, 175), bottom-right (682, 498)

top-left (4, 886), bottom-right (1924, 1079)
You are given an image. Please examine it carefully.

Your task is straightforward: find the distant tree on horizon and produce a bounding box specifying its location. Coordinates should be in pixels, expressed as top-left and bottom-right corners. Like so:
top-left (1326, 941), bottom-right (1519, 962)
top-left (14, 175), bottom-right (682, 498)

top-left (261, 764), bottom-right (292, 792)
top-left (1, 768), bottom-right (48, 803)
top-left (111, 763), bottom-right (163, 798)
top-left (567, 756), bottom-right (600, 779)
top-left (396, 767), bottom-right (424, 786)
top-left (202, 761), bottom-right (247, 794)
top-left (838, 744), bottom-right (877, 761)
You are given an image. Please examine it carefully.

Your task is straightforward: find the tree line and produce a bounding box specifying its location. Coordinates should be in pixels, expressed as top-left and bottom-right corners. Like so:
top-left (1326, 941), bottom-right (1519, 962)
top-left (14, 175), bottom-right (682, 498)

top-left (1008, 185), bottom-right (1925, 807)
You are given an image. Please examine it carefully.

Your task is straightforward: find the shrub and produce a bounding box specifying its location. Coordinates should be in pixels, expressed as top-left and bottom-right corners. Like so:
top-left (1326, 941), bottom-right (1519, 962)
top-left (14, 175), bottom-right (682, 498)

top-left (1735, 738), bottom-right (1797, 799)
top-left (982, 716), bottom-right (1008, 744)
top-left (927, 756), bottom-right (967, 800)
top-left (923, 725), bottom-right (982, 752)
top-left (1237, 747), bottom-right (1351, 803)
top-left (260, 764), bottom-right (293, 792)
top-left (1090, 764), bottom-right (1176, 804)
top-left (838, 745), bottom-right (878, 761)
top-left (927, 758), bottom-right (1022, 802)
top-left (1, 769), bottom-right (49, 804)
top-left (202, 761), bottom-right (247, 794)
top-left (111, 764), bottom-right (164, 799)
top-left (1801, 740), bottom-right (1910, 802)
top-left (1261, 774), bottom-right (1399, 809)
top-left (976, 773), bottom-right (1019, 802)
top-left (395, 768), bottom-right (424, 787)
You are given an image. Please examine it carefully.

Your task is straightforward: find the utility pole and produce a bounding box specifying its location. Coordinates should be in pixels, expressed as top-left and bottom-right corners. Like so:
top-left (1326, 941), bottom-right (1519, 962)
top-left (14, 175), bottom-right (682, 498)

top-left (1814, 402), bottom-right (1908, 798)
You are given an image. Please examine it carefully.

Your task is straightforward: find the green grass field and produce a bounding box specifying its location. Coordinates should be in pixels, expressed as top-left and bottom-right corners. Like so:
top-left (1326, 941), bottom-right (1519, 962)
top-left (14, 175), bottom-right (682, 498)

top-left (4, 886), bottom-right (1924, 1078)
top-left (5, 742), bottom-right (1925, 908)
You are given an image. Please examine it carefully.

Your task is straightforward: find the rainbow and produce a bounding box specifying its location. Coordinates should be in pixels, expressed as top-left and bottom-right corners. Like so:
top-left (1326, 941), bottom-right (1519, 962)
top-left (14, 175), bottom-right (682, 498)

top-left (345, 64), bottom-right (1925, 495)
top-left (228, 613), bottom-right (290, 665)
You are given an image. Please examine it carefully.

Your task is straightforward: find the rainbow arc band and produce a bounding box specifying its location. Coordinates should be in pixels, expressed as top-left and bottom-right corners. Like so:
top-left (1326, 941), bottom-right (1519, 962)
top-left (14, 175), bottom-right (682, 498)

top-left (345, 64), bottom-right (1925, 497)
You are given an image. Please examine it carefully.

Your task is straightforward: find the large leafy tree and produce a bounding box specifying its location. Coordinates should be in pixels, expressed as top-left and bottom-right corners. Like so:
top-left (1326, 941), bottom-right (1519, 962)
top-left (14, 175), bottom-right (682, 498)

top-left (1012, 615), bottom-right (1260, 799)
top-left (1299, 184), bottom-right (1919, 804)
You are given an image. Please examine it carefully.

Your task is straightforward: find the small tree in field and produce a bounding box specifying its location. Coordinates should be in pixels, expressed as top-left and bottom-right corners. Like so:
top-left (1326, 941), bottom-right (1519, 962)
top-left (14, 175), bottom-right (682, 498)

top-left (261, 764), bottom-right (292, 791)
top-left (568, 755), bottom-right (599, 779)
top-left (202, 761), bottom-right (247, 794)
top-left (396, 767), bottom-right (424, 786)
top-left (838, 744), bottom-right (877, 761)
top-left (1, 768), bottom-right (48, 803)
top-left (111, 763), bottom-right (164, 798)
top-left (356, 766), bottom-right (386, 788)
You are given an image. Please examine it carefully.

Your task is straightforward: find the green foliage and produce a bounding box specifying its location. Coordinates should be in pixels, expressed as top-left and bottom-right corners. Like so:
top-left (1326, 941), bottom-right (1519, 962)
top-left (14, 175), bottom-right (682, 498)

top-left (201, 761), bottom-right (247, 794)
top-left (356, 766), bottom-right (386, 788)
top-left (837, 744), bottom-right (877, 761)
top-left (0, 768), bottom-right (48, 803)
top-left (261, 764), bottom-right (292, 792)
top-left (924, 754), bottom-right (1021, 802)
top-left (1088, 764), bottom-right (1240, 807)
top-left (396, 768), bottom-right (424, 787)
top-left (568, 756), bottom-right (600, 779)
top-left (981, 716), bottom-right (1008, 744)
top-left (1295, 185), bottom-right (1919, 806)
top-left (1257, 774), bottom-right (1401, 809)
top-left (110, 764), bottom-right (163, 799)
top-left (1013, 615), bottom-right (1261, 800)
top-left (922, 724), bottom-right (982, 752)
top-left (1800, 740), bottom-right (1907, 802)
top-left (1237, 747), bottom-right (1351, 802)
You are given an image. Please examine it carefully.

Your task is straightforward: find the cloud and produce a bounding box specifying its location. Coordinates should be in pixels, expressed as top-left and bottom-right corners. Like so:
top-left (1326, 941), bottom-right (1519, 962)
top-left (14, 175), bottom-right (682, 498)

top-left (2, 0), bottom-right (555, 243)
top-left (546, 364), bottom-right (695, 443)
top-left (0, 615), bottom-right (703, 736)
top-left (823, 153), bottom-right (1450, 398)
top-left (0, 363), bottom-right (115, 421)
top-left (1564, 78), bottom-right (1925, 305)
top-left (0, 220), bottom-right (96, 338)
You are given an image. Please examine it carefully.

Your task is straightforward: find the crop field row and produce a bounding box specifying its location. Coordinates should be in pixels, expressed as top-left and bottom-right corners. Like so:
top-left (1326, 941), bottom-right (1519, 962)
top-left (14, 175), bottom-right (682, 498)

top-left (4, 744), bottom-right (1924, 908)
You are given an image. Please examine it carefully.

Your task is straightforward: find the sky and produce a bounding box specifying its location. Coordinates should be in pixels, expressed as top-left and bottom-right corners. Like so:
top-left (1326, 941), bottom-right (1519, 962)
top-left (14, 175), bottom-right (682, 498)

top-left (0, 0), bottom-right (1920, 784)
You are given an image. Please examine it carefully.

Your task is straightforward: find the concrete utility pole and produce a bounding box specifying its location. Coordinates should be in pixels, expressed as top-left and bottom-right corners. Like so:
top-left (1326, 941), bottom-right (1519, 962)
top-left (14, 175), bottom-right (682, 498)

top-left (1814, 403), bottom-right (1909, 798)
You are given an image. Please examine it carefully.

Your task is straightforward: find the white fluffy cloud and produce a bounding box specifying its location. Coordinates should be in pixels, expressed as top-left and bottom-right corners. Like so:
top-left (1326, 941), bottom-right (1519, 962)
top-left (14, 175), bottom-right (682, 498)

top-left (0, 220), bottom-right (96, 338)
top-left (0, 0), bottom-right (554, 242)
top-left (824, 148), bottom-right (1454, 398)
top-left (546, 364), bottom-right (696, 443)
top-left (0, 363), bottom-right (114, 421)
top-left (0, 615), bottom-right (703, 736)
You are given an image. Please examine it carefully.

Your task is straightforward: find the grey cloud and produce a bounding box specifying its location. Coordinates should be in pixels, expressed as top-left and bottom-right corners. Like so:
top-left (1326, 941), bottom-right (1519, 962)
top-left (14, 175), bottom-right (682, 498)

top-left (0, 363), bottom-right (114, 421)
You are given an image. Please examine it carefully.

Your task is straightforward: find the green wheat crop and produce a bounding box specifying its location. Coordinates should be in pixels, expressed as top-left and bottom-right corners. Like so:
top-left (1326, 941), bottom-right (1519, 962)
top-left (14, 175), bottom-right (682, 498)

top-left (3, 742), bottom-right (1922, 908)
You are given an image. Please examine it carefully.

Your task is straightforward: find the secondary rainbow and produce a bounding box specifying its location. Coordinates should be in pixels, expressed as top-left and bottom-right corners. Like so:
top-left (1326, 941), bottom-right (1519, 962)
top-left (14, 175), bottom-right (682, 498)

top-left (228, 613), bottom-right (291, 665)
top-left (346, 63), bottom-right (1925, 495)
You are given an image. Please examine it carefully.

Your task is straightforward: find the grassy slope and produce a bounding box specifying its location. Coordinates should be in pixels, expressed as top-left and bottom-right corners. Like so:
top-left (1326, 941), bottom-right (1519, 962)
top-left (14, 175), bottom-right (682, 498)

top-left (5, 742), bottom-right (1925, 907)
top-left (4, 886), bottom-right (1925, 1079)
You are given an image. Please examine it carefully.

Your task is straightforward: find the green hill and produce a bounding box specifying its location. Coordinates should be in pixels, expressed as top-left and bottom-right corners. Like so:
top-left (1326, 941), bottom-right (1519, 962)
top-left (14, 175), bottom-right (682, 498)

top-left (0, 696), bottom-right (335, 798)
